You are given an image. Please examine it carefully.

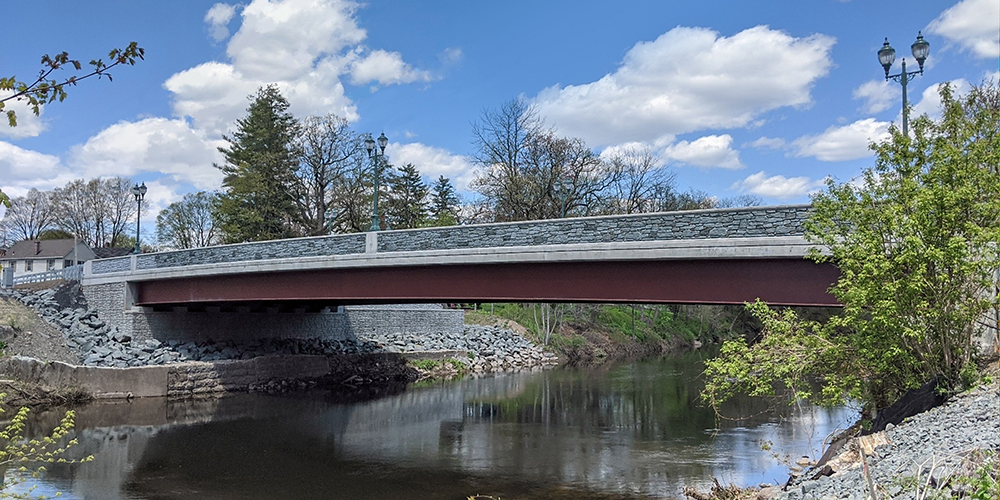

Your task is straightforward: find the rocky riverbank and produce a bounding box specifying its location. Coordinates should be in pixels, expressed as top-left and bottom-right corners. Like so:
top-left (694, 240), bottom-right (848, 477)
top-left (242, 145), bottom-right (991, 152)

top-left (2, 282), bottom-right (557, 376)
top-left (756, 380), bottom-right (999, 500)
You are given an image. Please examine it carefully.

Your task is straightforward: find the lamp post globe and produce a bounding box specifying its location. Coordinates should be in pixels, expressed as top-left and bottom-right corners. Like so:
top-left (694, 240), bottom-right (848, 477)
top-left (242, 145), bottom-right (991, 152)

top-left (132, 182), bottom-right (147, 254)
top-left (366, 132), bottom-right (388, 232)
top-left (879, 32), bottom-right (930, 136)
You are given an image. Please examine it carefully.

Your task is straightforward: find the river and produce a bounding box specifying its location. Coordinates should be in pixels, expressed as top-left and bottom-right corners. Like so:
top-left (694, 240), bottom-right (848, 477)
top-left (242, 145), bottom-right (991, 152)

top-left (11, 349), bottom-right (856, 499)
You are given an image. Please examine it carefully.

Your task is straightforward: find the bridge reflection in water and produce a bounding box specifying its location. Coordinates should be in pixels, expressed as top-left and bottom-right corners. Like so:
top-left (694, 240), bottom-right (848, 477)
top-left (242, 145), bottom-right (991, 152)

top-left (18, 352), bottom-right (855, 500)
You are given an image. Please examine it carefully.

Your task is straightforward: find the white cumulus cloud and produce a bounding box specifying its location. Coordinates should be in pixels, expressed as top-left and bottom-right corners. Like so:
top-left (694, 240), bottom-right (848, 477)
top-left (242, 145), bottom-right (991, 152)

top-left (387, 142), bottom-right (476, 191)
top-left (205, 3), bottom-right (237, 41)
top-left (662, 135), bottom-right (742, 169)
top-left (347, 49), bottom-right (433, 86)
top-left (166, 0), bottom-right (422, 138)
top-left (227, 0), bottom-right (366, 81)
top-left (533, 25), bottom-right (835, 147)
top-left (0, 91), bottom-right (48, 139)
top-left (926, 0), bottom-right (1000, 59)
top-left (0, 141), bottom-right (69, 195)
top-left (733, 171), bottom-right (825, 199)
top-left (746, 136), bottom-right (786, 150)
top-left (69, 118), bottom-right (225, 190)
top-left (792, 118), bottom-right (890, 162)
top-left (853, 80), bottom-right (896, 114)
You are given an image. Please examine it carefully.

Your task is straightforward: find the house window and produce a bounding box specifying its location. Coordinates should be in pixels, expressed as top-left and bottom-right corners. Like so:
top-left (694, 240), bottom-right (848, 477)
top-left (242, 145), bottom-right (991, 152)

top-left (47, 259), bottom-right (56, 270)
top-left (25, 260), bottom-right (32, 271)
top-left (64, 260), bottom-right (74, 269)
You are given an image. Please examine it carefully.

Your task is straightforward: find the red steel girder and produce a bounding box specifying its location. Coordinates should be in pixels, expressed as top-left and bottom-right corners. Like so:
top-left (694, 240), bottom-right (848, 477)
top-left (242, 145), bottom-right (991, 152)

top-left (134, 258), bottom-right (840, 307)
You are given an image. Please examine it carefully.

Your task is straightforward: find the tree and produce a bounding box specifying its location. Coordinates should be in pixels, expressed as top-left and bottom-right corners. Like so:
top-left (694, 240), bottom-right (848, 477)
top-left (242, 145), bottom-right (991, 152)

top-left (1, 42), bottom-right (144, 127)
top-left (384, 163), bottom-right (429, 229)
top-left (0, 397), bottom-right (92, 496)
top-left (156, 191), bottom-right (220, 249)
top-left (215, 85), bottom-right (302, 243)
top-left (293, 114), bottom-right (364, 235)
top-left (2, 189), bottom-right (54, 240)
top-left (702, 83), bottom-right (1000, 416)
top-left (51, 177), bottom-right (136, 248)
top-left (429, 176), bottom-right (460, 226)
top-left (470, 99), bottom-right (606, 221)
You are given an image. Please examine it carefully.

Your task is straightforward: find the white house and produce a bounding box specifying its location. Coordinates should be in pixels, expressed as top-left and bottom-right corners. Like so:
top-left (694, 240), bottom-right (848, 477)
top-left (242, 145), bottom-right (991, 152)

top-left (0, 239), bottom-right (97, 279)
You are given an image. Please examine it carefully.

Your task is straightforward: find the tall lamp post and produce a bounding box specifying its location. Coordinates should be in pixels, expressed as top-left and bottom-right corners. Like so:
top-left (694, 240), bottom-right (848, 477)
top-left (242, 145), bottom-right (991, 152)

top-left (365, 132), bottom-right (389, 232)
top-left (553, 177), bottom-right (572, 218)
top-left (131, 182), bottom-right (147, 254)
top-left (878, 32), bottom-right (930, 137)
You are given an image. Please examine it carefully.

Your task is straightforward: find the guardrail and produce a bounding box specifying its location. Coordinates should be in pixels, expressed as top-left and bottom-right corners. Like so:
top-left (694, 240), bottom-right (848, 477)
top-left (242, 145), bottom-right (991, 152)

top-left (6, 265), bottom-right (84, 287)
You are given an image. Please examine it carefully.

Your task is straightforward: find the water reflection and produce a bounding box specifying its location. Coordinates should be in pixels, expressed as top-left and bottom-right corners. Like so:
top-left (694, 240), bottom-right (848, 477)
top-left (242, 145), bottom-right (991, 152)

top-left (17, 350), bottom-right (855, 499)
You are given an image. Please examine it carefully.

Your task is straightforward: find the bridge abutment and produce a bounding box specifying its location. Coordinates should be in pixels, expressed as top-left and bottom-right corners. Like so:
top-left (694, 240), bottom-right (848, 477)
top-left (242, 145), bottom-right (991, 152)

top-left (82, 283), bottom-right (464, 344)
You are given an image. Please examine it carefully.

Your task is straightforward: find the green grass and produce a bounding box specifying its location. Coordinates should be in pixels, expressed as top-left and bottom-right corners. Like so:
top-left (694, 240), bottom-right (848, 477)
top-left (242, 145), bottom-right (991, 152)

top-left (409, 359), bottom-right (441, 370)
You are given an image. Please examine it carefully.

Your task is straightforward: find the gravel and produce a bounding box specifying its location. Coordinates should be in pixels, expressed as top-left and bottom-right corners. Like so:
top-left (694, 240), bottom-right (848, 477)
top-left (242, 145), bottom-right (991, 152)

top-left (3, 284), bottom-right (557, 373)
top-left (772, 382), bottom-right (1000, 500)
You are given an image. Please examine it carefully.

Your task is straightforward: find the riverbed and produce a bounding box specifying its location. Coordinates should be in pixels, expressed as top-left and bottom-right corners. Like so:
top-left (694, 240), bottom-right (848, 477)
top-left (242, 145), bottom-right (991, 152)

top-left (11, 350), bottom-right (856, 499)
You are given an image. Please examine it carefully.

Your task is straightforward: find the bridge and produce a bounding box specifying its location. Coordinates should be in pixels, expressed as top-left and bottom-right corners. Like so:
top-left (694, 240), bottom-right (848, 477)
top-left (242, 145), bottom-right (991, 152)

top-left (80, 205), bottom-right (838, 343)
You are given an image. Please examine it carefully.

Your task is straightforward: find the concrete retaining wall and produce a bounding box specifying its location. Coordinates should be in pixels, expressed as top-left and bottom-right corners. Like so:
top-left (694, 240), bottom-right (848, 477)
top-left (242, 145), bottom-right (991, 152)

top-left (0, 354), bottom-right (331, 398)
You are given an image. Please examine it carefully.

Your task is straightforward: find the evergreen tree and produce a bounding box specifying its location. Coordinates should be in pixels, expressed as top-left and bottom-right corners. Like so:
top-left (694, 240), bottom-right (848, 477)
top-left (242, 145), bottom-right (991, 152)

top-left (215, 85), bottom-right (302, 243)
top-left (429, 175), bottom-right (460, 226)
top-left (384, 163), bottom-right (429, 229)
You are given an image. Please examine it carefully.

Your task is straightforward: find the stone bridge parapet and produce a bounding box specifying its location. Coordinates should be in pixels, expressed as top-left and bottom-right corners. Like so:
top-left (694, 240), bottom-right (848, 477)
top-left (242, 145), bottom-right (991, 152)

top-left (89, 205), bottom-right (812, 277)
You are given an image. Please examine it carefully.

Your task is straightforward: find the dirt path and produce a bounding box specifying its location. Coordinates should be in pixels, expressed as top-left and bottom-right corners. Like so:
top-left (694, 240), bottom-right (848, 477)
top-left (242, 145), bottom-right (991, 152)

top-left (0, 293), bottom-right (79, 364)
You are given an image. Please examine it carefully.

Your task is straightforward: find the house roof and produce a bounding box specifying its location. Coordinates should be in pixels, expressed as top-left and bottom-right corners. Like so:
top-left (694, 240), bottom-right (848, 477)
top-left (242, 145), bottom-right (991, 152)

top-left (2, 239), bottom-right (84, 260)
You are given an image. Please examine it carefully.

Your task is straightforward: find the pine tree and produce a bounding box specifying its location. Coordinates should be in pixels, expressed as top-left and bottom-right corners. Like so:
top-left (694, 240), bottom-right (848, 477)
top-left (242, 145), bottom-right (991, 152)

top-left (385, 163), bottom-right (429, 229)
top-left (214, 85), bottom-right (302, 243)
top-left (429, 175), bottom-right (460, 226)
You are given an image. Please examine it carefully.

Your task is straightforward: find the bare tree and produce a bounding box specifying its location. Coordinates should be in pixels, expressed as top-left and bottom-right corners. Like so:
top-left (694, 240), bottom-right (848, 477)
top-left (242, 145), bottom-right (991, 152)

top-left (103, 177), bottom-right (136, 247)
top-left (51, 177), bottom-right (136, 247)
top-left (599, 146), bottom-right (676, 214)
top-left (294, 114), bottom-right (364, 235)
top-left (2, 189), bottom-right (54, 240)
top-left (471, 99), bottom-right (609, 221)
top-left (326, 153), bottom-right (376, 233)
top-left (52, 180), bottom-right (97, 245)
top-left (156, 191), bottom-right (219, 249)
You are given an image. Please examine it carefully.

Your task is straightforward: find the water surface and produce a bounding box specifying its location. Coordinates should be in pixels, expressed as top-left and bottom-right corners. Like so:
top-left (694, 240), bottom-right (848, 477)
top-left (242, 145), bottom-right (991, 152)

top-left (15, 350), bottom-right (855, 499)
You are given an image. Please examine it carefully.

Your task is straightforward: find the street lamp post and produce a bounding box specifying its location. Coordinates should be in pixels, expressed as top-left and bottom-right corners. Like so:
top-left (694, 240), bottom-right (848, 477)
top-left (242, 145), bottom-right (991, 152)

top-left (878, 32), bottom-right (930, 137)
top-left (365, 132), bottom-right (389, 232)
top-left (553, 177), bottom-right (572, 218)
top-left (131, 182), bottom-right (147, 254)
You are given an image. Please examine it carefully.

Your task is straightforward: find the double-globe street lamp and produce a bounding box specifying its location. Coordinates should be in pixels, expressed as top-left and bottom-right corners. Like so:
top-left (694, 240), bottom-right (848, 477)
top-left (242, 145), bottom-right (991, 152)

top-left (553, 177), bottom-right (573, 218)
top-left (878, 32), bottom-right (930, 136)
top-left (365, 132), bottom-right (389, 232)
top-left (131, 182), bottom-right (147, 254)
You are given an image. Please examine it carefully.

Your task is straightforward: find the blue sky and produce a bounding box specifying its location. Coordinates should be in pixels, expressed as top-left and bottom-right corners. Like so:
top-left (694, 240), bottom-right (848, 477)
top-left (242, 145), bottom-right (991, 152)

top-left (1, 0), bottom-right (997, 229)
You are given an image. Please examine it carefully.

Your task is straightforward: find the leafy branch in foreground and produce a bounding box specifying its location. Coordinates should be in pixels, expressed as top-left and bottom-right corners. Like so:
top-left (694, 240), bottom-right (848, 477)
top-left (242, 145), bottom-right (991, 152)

top-left (703, 82), bottom-right (1000, 417)
top-left (0, 393), bottom-right (93, 498)
top-left (0, 42), bottom-right (145, 127)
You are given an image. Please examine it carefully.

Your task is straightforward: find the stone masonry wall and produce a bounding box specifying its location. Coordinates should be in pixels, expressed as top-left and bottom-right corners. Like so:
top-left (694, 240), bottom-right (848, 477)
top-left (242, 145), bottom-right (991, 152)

top-left (0, 354), bottom-right (330, 398)
top-left (376, 205), bottom-right (811, 252)
top-left (88, 205), bottom-right (811, 275)
top-left (78, 287), bottom-right (465, 346)
top-left (344, 305), bottom-right (465, 339)
top-left (165, 355), bottom-right (330, 397)
top-left (136, 233), bottom-right (366, 271)
top-left (128, 310), bottom-right (352, 343)
top-left (81, 282), bottom-right (130, 336)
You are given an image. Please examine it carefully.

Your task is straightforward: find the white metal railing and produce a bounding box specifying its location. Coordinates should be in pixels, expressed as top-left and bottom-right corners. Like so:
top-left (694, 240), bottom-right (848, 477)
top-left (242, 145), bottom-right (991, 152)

top-left (8, 264), bottom-right (84, 286)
